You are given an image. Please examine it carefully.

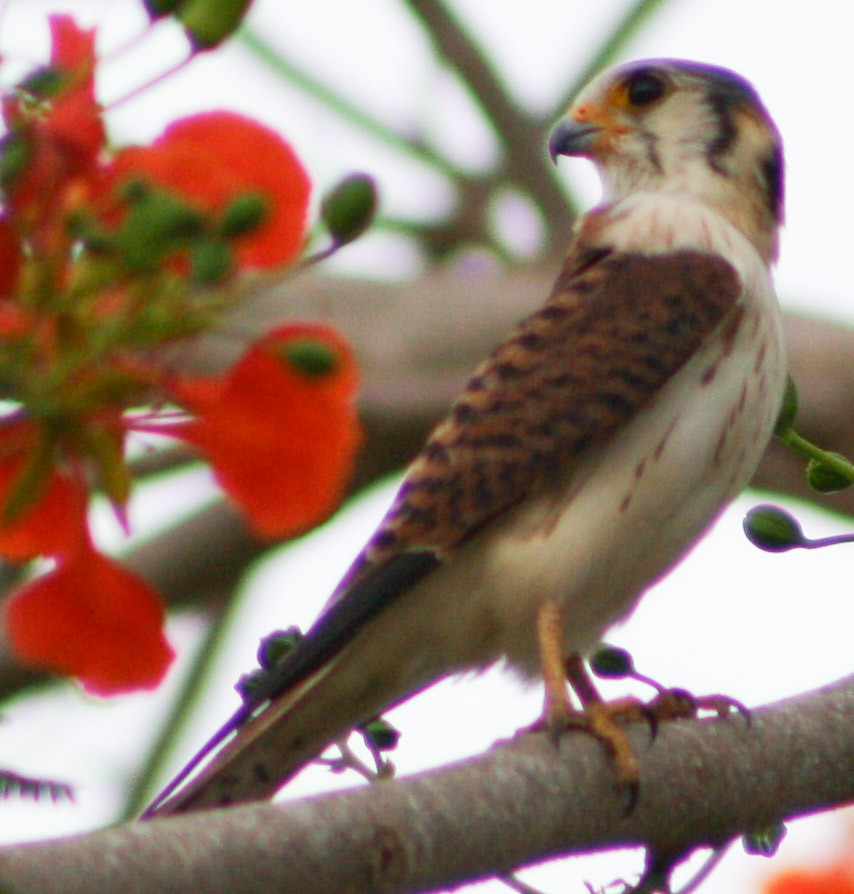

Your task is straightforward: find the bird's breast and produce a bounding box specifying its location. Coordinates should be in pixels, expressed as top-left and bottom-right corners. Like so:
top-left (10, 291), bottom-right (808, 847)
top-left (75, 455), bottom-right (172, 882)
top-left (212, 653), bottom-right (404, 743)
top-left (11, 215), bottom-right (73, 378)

top-left (443, 215), bottom-right (785, 679)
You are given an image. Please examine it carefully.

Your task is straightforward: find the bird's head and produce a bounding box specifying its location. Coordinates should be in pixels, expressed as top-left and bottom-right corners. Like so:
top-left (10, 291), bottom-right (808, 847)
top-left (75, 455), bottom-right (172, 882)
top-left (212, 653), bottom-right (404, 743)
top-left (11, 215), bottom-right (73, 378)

top-left (550, 60), bottom-right (784, 262)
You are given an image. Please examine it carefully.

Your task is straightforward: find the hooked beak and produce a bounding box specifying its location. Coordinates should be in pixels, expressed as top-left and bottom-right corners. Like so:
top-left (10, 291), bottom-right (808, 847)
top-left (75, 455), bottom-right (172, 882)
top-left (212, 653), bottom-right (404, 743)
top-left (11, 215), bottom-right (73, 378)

top-left (548, 119), bottom-right (603, 164)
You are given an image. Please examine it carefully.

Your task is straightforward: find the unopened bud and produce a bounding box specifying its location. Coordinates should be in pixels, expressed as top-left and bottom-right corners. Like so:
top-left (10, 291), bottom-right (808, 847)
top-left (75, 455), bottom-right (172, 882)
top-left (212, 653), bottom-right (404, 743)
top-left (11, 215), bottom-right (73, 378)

top-left (179, 0), bottom-right (255, 50)
top-left (806, 453), bottom-right (853, 494)
top-left (361, 717), bottom-right (401, 752)
top-left (743, 504), bottom-right (805, 552)
top-left (257, 627), bottom-right (303, 670)
top-left (743, 822), bottom-right (787, 857)
top-left (590, 644), bottom-right (635, 679)
top-left (321, 174), bottom-right (378, 246)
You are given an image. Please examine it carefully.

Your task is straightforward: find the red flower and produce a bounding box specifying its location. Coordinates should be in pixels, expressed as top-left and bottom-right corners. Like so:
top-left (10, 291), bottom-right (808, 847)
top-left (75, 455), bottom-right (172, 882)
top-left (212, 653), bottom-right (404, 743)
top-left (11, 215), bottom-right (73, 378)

top-left (3, 16), bottom-right (105, 233)
top-left (108, 111), bottom-right (310, 269)
top-left (43, 15), bottom-right (106, 174)
top-left (6, 548), bottom-right (175, 696)
top-left (173, 323), bottom-right (360, 538)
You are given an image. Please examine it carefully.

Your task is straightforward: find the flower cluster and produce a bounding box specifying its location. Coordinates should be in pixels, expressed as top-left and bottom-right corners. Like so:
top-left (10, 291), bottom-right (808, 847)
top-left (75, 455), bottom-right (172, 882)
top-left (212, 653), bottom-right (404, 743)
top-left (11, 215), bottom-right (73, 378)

top-left (0, 15), bottom-right (361, 695)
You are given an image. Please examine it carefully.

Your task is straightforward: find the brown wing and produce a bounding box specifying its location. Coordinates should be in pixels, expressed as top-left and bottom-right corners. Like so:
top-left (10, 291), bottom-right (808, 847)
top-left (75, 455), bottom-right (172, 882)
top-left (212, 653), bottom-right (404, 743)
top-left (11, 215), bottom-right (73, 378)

top-left (348, 244), bottom-right (742, 583)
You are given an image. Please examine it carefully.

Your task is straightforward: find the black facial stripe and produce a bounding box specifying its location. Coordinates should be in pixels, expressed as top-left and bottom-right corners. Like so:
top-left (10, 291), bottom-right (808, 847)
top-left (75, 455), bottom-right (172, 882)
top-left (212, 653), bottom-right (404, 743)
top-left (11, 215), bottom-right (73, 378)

top-left (704, 88), bottom-right (740, 173)
top-left (760, 144), bottom-right (785, 222)
top-left (639, 126), bottom-right (663, 173)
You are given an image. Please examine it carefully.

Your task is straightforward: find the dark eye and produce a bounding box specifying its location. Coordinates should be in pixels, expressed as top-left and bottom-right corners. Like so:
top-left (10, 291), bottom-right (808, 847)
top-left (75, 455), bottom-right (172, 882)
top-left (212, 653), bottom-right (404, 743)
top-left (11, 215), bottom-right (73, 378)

top-left (625, 71), bottom-right (666, 107)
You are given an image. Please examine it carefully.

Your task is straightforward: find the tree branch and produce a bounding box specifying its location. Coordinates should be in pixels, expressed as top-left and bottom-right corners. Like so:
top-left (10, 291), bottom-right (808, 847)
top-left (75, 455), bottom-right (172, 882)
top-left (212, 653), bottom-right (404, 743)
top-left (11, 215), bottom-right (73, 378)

top-left (0, 676), bottom-right (851, 894)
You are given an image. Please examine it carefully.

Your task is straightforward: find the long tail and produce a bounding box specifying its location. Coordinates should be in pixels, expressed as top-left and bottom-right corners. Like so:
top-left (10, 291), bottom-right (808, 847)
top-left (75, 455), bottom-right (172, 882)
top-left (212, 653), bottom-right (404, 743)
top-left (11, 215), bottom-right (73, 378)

top-left (146, 650), bottom-right (355, 815)
top-left (144, 551), bottom-right (444, 816)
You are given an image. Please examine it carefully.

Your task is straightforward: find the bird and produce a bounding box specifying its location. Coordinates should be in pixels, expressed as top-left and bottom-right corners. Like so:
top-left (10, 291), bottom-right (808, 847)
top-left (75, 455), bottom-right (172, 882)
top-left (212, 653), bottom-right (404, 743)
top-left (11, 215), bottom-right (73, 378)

top-left (145, 58), bottom-right (787, 817)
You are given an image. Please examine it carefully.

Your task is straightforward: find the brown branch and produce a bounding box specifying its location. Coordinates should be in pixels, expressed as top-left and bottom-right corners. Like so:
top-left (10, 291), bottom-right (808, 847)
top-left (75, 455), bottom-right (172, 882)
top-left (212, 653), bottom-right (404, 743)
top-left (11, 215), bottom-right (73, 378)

top-left (0, 676), bottom-right (851, 893)
top-left (403, 0), bottom-right (574, 244)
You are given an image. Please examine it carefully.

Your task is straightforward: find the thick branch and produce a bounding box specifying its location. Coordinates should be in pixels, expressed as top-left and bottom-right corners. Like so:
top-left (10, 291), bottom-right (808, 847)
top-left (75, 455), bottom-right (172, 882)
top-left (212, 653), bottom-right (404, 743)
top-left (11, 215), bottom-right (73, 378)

top-left (0, 677), bottom-right (851, 894)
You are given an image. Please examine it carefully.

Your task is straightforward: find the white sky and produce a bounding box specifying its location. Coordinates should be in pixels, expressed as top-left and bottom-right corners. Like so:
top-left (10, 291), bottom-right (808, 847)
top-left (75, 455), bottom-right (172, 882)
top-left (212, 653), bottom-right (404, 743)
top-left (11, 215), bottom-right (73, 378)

top-left (0, 1), bottom-right (851, 892)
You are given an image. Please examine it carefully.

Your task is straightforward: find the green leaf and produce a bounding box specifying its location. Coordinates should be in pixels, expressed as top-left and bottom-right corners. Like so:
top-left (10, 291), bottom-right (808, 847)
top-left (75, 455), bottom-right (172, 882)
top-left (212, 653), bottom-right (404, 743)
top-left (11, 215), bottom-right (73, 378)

top-left (742, 505), bottom-right (805, 552)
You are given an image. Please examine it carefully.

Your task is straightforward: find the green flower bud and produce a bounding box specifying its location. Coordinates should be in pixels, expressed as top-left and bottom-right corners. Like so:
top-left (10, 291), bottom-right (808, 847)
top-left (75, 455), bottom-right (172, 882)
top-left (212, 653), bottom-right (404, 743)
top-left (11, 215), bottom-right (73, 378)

top-left (321, 174), bottom-right (378, 246)
top-left (361, 717), bottom-right (401, 752)
top-left (742, 822), bottom-right (786, 857)
top-left (283, 339), bottom-right (338, 378)
top-left (806, 453), bottom-right (853, 493)
top-left (178, 0), bottom-right (255, 50)
top-left (590, 644), bottom-right (635, 679)
top-left (743, 505), bottom-right (805, 552)
top-left (257, 627), bottom-right (303, 670)
top-left (144, 0), bottom-right (185, 19)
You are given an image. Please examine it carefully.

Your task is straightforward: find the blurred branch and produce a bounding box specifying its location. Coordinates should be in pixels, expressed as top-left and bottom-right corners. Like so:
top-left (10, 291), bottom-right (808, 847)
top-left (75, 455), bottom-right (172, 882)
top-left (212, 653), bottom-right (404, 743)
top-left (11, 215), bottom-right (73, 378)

top-left (237, 28), bottom-right (456, 177)
top-left (0, 267), bottom-right (851, 702)
top-left (404, 0), bottom-right (574, 242)
top-left (0, 676), bottom-right (851, 893)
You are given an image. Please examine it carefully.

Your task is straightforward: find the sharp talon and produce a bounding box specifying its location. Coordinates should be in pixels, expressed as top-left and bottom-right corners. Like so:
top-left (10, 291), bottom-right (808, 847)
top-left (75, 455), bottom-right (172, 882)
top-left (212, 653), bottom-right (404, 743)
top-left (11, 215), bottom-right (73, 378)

top-left (640, 705), bottom-right (659, 742)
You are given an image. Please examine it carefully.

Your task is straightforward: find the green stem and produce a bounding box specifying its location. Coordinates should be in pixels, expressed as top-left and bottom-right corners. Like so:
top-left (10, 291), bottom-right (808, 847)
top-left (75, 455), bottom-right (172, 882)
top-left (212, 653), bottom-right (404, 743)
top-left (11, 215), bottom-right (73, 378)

top-left (237, 28), bottom-right (458, 178)
top-left (777, 427), bottom-right (854, 482)
top-left (804, 532), bottom-right (854, 550)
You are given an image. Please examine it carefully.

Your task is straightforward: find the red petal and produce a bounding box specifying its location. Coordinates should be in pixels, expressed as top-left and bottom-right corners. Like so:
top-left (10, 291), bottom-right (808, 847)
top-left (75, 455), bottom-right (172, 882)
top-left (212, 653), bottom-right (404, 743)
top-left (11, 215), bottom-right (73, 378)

top-left (5, 550), bottom-right (175, 695)
top-left (46, 15), bottom-right (105, 169)
top-left (109, 111), bottom-right (310, 269)
top-left (178, 324), bottom-right (360, 538)
top-left (0, 443), bottom-right (89, 561)
top-left (0, 218), bottom-right (22, 300)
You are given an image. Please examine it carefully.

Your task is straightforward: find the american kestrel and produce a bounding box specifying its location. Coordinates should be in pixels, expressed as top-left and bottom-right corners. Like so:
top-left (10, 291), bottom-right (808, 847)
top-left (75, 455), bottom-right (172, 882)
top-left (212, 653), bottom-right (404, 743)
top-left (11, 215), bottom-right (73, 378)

top-left (147, 59), bottom-right (786, 816)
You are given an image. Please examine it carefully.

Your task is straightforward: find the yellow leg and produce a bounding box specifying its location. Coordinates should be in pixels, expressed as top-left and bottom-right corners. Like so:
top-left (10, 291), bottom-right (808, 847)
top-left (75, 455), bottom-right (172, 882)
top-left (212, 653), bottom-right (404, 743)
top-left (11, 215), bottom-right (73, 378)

top-left (564, 653), bottom-right (639, 787)
top-left (536, 601), bottom-right (573, 733)
top-left (535, 603), bottom-right (641, 796)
